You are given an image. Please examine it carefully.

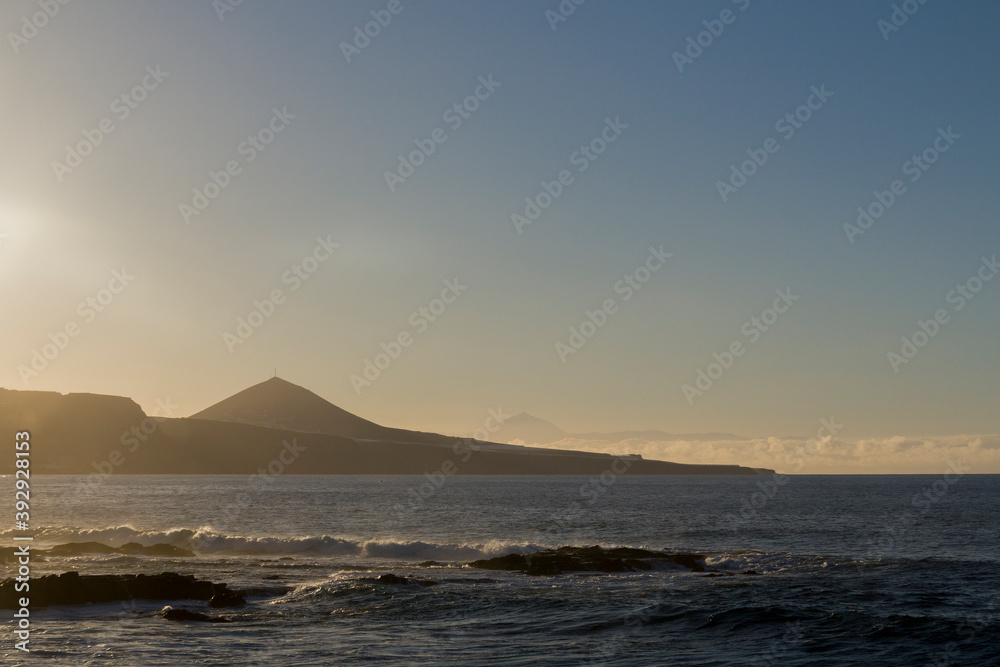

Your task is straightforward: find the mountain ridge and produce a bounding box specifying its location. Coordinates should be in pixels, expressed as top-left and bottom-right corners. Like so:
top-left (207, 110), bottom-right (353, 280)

top-left (190, 377), bottom-right (462, 446)
top-left (0, 381), bottom-right (773, 475)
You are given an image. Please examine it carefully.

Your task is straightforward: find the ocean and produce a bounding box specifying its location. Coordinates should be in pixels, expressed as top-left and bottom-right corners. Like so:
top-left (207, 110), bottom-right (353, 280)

top-left (2, 474), bottom-right (998, 666)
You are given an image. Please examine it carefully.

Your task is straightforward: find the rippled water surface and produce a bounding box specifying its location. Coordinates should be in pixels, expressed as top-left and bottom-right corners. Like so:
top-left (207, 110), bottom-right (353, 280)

top-left (2, 474), bottom-right (998, 666)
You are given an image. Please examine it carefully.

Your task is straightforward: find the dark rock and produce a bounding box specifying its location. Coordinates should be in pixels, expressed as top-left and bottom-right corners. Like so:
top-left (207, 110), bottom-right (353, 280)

top-left (45, 542), bottom-right (120, 556)
top-left (363, 574), bottom-right (438, 587)
top-left (741, 570), bottom-right (760, 575)
top-left (162, 607), bottom-right (232, 623)
top-left (469, 546), bottom-right (707, 575)
top-left (209, 589), bottom-right (246, 608)
top-left (0, 572), bottom-right (248, 608)
top-left (18, 542), bottom-right (194, 559)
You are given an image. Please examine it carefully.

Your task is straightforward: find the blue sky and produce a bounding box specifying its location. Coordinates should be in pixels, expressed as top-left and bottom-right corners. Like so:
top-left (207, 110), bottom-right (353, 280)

top-left (3, 0), bottom-right (998, 470)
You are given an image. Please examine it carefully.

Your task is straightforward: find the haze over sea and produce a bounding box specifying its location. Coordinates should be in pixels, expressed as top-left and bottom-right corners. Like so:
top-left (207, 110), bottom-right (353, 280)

top-left (3, 474), bottom-right (998, 666)
top-left (3, 1), bottom-right (1000, 665)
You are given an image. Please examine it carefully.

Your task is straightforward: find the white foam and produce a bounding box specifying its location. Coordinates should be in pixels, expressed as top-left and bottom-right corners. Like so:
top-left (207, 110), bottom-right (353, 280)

top-left (5, 525), bottom-right (545, 561)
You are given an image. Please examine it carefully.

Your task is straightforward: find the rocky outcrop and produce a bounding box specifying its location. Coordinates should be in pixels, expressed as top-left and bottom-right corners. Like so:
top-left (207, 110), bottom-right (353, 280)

top-left (0, 572), bottom-right (238, 608)
top-left (12, 542), bottom-right (194, 559)
top-left (209, 589), bottom-right (246, 607)
top-left (359, 573), bottom-right (438, 587)
top-left (469, 546), bottom-right (707, 575)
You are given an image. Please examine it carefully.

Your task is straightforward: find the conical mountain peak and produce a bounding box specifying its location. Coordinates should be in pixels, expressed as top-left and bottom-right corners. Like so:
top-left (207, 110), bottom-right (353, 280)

top-left (190, 377), bottom-right (383, 438)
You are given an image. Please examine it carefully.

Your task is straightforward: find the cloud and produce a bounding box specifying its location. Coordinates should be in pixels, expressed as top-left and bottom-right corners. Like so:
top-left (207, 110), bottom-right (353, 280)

top-left (513, 434), bottom-right (1000, 474)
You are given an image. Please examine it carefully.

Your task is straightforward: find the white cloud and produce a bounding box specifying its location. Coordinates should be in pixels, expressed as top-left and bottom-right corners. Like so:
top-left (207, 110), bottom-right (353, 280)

top-left (515, 434), bottom-right (1000, 474)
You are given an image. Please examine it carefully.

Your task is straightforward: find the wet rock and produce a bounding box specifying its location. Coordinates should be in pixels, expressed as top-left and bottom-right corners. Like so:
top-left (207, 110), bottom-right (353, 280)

top-left (19, 542), bottom-right (194, 559)
top-left (209, 589), bottom-right (246, 608)
top-left (364, 574), bottom-right (438, 587)
top-left (45, 542), bottom-right (120, 556)
top-left (0, 572), bottom-right (247, 608)
top-left (469, 546), bottom-right (707, 575)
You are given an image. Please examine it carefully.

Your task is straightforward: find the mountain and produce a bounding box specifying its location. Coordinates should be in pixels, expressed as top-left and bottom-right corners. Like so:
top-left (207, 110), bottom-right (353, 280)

top-left (493, 412), bottom-right (568, 444)
top-left (491, 412), bottom-right (749, 445)
top-left (190, 377), bottom-right (381, 436)
top-left (0, 382), bottom-right (772, 475)
top-left (189, 377), bottom-right (453, 445)
top-left (0, 389), bottom-right (155, 473)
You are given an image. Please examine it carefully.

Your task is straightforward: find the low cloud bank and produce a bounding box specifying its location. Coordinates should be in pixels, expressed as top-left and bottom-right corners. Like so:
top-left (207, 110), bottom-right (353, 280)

top-left (513, 434), bottom-right (1000, 474)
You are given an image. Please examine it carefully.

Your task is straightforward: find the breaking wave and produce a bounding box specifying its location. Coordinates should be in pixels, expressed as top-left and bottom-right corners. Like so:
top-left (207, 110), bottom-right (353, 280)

top-left (7, 525), bottom-right (545, 561)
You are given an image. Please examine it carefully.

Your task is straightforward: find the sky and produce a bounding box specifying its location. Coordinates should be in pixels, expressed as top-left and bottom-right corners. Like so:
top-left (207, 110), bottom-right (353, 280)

top-left (2, 0), bottom-right (998, 472)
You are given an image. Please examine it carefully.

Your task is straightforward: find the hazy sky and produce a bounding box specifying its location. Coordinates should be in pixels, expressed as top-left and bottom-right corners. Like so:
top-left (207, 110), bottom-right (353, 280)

top-left (3, 1), bottom-right (998, 471)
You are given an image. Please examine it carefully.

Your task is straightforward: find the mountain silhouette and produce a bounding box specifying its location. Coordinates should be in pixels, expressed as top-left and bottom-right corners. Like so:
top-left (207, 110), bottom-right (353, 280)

top-left (190, 377), bottom-right (451, 443)
top-left (493, 412), bottom-right (569, 444)
top-left (0, 381), bottom-right (772, 475)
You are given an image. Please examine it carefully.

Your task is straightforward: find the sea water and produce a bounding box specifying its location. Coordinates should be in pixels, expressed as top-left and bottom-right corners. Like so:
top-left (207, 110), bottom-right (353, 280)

top-left (1, 474), bottom-right (998, 666)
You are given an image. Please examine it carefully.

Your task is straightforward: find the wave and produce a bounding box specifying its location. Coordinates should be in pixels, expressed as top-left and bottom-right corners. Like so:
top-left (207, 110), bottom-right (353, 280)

top-left (7, 526), bottom-right (992, 576)
top-left (4, 525), bottom-right (545, 561)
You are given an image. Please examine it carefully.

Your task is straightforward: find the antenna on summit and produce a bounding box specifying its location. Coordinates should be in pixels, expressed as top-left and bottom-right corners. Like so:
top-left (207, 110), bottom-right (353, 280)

top-left (273, 368), bottom-right (277, 378)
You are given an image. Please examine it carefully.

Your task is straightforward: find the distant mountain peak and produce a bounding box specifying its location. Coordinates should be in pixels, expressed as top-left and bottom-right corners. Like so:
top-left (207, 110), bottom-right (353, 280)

top-left (493, 412), bottom-right (568, 444)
